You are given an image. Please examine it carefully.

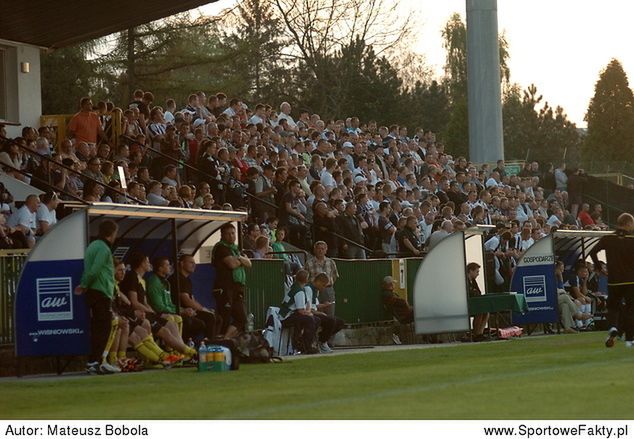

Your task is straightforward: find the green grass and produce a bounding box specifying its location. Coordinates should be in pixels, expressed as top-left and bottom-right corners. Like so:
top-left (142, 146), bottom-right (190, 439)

top-left (2, 333), bottom-right (633, 419)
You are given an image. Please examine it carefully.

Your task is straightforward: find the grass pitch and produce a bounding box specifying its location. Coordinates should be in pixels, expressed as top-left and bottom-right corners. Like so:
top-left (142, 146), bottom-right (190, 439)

top-left (2, 333), bottom-right (633, 419)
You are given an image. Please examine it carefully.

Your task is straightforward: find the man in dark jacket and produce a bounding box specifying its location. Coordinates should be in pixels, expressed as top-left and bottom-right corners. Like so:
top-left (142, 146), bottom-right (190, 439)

top-left (336, 201), bottom-right (366, 259)
top-left (589, 213), bottom-right (634, 348)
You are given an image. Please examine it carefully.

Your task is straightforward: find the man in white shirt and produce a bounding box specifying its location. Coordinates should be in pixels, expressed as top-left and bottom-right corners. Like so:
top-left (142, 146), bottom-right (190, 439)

top-left (248, 104), bottom-right (267, 126)
top-left (277, 102), bottom-right (297, 131)
top-left (320, 158), bottom-right (337, 191)
top-left (485, 171), bottom-right (502, 189)
top-left (8, 194), bottom-right (39, 246)
top-left (222, 98), bottom-right (242, 118)
top-left (36, 192), bottom-right (59, 234)
top-left (341, 141), bottom-right (356, 171)
top-left (428, 220), bottom-right (454, 250)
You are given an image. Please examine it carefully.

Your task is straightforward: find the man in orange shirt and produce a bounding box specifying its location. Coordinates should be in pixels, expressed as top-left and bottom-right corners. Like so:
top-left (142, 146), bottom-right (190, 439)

top-left (67, 97), bottom-right (105, 152)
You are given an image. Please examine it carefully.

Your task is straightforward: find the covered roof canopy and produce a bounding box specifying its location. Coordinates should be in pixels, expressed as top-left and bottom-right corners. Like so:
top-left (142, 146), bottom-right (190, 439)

top-left (0, 0), bottom-right (220, 49)
top-left (30, 202), bottom-right (247, 264)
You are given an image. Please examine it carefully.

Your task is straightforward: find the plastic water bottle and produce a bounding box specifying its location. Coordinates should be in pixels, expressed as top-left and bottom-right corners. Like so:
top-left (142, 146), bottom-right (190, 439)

top-left (198, 341), bottom-right (207, 372)
top-left (187, 338), bottom-right (195, 349)
top-left (247, 313), bottom-right (255, 332)
top-left (206, 344), bottom-right (214, 370)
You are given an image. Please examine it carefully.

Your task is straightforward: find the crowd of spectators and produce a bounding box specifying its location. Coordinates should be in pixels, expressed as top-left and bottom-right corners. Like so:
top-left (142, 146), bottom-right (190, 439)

top-left (0, 91), bottom-right (611, 259)
top-left (0, 88), bottom-right (625, 355)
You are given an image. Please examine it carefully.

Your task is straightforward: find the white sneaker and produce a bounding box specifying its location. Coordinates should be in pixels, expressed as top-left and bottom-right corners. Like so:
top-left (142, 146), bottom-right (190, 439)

top-left (319, 342), bottom-right (333, 354)
top-left (625, 341), bottom-right (633, 348)
top-left (392, 333), bottom-right (402, 345)
top-left (86, 361), bottom-right (100, 375)
top-left (99, 362), bottom-right (121, 374)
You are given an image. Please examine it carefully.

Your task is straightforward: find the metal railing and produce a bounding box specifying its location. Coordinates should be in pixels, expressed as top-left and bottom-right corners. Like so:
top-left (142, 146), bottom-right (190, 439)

top-left (0, 249), bottom-right (28, 345)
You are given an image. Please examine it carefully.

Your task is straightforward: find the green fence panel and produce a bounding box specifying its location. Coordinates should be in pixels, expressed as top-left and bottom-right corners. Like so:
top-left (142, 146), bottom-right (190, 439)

top-left (333, 259), bottom-right (394, 324)
top-left (0, 252), bottom-right (28, 345)
top-left (244, 259), bottom-right (286, 329)
top-left (406, 258), bottom-right (423, 305)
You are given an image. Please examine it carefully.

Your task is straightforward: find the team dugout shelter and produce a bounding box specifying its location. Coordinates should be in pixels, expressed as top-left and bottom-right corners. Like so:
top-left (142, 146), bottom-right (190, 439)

top-left (14, 203), bottom-right (246, 364)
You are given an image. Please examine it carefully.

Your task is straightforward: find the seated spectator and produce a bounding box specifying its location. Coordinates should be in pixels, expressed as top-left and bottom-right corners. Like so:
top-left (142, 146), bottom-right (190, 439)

top-left (428, 219), bottom-right (453, 250)
top-left (555, 260), bottom-right (591, 334)
top-left (564, 262), bottom-right (594, 330)
top-left (242, 223), bottom-right (261, 251)
top-left (112, 258), bottom-right (180, 368)
top-left (146, 181), bottom-right (169, 206)
top-left (84, 157), bottom-right (105, 183)
top-left (146, 257), bottom-right (186, 337)
top-left (121, 252), bottom-right (196, 360)
top-left (7, 194), bottom-right (39, 247)
top-left (170, 254), bottom-right (221, 342)
top-left (467, 262), bottom-right (489, 341)
top-left (36, 192), bottom-right (59, 235)
top-left (306, 272), bottom-right (344, 353)
top-left (280, 269), bottom-right (319, 354)
top-left (382, 275), bottom-right (413, 324)
top-left (252, 235), bottom-right (272, 259)
top-left (161, 164), bottom-right (179, 188)
top-left (381, 276), bottom-right (414, 344)
top-left (0, 213), bottom-right (30, 249)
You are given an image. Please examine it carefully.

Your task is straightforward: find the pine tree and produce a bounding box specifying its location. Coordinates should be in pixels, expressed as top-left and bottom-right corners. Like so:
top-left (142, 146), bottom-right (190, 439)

top-left (584, 58), bottom-right (634, 164)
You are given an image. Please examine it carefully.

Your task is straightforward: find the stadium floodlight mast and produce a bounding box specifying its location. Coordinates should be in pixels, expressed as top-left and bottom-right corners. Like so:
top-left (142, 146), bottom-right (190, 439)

top-left (466, 0), bottom-right (504, 163)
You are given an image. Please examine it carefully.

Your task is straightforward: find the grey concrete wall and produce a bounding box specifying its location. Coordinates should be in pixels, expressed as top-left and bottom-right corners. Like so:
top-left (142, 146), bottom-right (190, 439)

top-left (466, 0), bottom-right (504, 162)
top-left (1, 41), bottom-right (42, 137)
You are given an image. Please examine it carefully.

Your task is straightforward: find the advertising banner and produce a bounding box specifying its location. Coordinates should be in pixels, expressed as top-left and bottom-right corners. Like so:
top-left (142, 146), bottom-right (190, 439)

top-left (511, 236), bottom-right (559, 324)
top-left (14, 212), bottom-right (90, 357)
top-left (15, 260), bottom-right (90, 356)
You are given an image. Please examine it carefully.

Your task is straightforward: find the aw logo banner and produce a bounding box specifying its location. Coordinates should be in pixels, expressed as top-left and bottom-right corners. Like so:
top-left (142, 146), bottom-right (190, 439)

top-left (15, 260), bottom-right (90, 357)
top-left (523, 275), bottom-right (547, 303)
top-left (511, 237), bottom-right (558, 324)
top-left (37, 277), bottom-right (73, 321)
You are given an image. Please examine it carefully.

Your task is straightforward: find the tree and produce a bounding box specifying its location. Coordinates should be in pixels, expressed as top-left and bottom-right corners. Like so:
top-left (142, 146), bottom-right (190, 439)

top-left (272, 0), bottom-right (414, 113)
top-left (584, 58), bottom-right (634, 164)
top-left (96, 13), bottom-right (233, 105)
top-left (295, 37), bottom-right (403, 122)
top-left (402, 80), bottom-right (450, 135)
top-left (220, 0), bottom-right (289, 103)
top-left (503, 83), bottom-right (580, 163)
top-left (40, 42), bottom-right (107, 114)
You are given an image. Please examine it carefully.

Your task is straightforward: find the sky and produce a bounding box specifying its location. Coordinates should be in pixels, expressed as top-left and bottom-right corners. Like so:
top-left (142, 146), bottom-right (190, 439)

top-left (201, 0), bottom-right (634, 127)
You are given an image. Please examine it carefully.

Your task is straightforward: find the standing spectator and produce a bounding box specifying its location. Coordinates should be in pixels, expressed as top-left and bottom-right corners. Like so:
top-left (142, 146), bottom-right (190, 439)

top-left (212, 223), bottom-right (252, 339)
top-left (67, 97), bottom-right (105, 149)
top-left (554, 162), bottom-right (568, 192)
top-left (76, 220), bottom-right (120, 374)
top-left (280, 179), bottom-right (307, 248)
top-left (336, 201), bottom-right (366, 259)
top-left (398, 215), bottom-right (423, 257)
top-left (306, 241), bottom-right (339, 318)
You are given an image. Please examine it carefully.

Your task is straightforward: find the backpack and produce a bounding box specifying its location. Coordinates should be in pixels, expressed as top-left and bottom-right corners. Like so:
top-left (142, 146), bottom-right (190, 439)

top-left (232, 331), bottom-right (282, 364)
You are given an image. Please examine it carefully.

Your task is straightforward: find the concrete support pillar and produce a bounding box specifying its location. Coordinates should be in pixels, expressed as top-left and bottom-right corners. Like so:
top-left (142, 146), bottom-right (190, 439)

top-left (466, 0), bottom-right (504, 162)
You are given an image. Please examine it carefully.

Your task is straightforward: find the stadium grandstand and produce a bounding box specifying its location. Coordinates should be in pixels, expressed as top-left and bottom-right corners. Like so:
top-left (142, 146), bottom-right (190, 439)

top-left (0, 0), bottom-right (631, 380)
